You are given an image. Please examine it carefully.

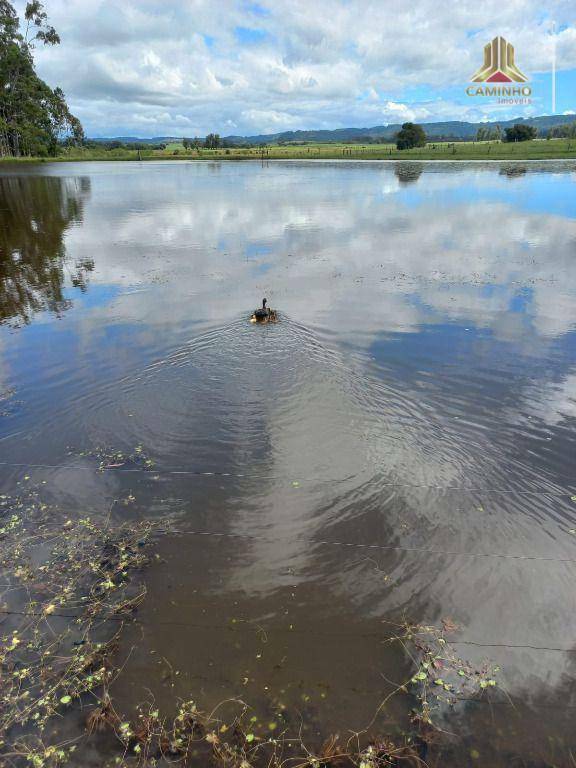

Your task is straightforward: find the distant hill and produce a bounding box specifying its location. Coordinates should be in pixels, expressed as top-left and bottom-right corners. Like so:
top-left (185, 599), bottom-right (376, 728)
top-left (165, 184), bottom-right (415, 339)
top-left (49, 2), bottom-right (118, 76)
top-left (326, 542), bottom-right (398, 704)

top-left (226, 115), bottom-right (576, 145)
top-left (91, 114), bottom-right (576, 145)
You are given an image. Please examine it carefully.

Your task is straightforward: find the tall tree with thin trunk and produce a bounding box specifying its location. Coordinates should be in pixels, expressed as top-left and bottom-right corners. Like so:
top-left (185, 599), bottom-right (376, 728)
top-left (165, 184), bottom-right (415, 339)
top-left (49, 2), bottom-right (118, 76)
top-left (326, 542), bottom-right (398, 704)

top-left (0, 1), bottom-right (83, 157)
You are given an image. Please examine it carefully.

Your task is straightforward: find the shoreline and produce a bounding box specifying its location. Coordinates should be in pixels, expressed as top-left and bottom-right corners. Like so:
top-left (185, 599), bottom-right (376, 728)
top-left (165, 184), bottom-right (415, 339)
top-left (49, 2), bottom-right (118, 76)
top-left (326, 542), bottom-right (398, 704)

top-left (1, 154), bottom-right (576, 165)
top-left (1, 138), bottom-right (575, 165)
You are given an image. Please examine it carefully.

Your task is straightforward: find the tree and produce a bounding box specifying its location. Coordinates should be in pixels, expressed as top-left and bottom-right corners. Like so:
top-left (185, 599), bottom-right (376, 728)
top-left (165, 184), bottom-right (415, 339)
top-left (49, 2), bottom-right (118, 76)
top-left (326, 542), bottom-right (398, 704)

top-left (182, 137), bottom-right (190, 150)
top-left (477, 124), bottom-right (502, 142)
top-left (0, 1), bottom-right (82, 156)
top-left (395, 123), bottom-right (426, 150)
top-left (503, 124), bottom-right (537, 142)
top-left (204, 133), bottom-right (221, 149)
top-left (547, 123), bottom-right (576, 139)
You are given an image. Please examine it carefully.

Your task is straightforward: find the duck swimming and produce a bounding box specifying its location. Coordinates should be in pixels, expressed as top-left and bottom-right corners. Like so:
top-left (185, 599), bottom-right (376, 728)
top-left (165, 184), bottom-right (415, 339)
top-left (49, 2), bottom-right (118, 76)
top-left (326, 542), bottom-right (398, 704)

top-left (250, 298), bottom-right (278, 324)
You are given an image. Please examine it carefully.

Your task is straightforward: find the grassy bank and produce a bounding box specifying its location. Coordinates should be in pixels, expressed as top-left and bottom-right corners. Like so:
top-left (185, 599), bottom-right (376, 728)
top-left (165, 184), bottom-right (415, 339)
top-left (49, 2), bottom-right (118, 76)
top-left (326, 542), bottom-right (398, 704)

top-left (1, 137), bottom-right (576, 163)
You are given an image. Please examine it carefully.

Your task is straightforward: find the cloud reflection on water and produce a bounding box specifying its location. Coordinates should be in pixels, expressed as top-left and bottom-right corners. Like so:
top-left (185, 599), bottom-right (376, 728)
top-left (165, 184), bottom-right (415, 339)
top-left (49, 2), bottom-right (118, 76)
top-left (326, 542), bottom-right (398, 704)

top-left (1, 161), bottom-right (576, 740)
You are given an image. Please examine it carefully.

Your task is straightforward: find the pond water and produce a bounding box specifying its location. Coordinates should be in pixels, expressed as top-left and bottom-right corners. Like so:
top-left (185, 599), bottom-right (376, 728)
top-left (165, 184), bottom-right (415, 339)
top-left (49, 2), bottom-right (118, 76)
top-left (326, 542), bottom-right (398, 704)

top-left (1, 159), bottom-right (576, 765)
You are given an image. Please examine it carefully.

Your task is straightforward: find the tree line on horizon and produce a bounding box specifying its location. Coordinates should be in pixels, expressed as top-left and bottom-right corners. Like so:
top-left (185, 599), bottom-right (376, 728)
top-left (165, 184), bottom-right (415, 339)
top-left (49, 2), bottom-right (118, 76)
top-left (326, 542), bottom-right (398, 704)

top-left (58, 121), bottom-right (576, 154)
top-left (182, 134), bottom-right (245, 150)
top-left (392, 121), bottom-right (558, 150)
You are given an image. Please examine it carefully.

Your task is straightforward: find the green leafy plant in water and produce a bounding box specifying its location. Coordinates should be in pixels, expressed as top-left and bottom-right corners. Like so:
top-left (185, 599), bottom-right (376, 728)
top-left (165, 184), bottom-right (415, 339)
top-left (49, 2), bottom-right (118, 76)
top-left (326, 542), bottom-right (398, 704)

top-left (403, 620), bottom-right (500, 730)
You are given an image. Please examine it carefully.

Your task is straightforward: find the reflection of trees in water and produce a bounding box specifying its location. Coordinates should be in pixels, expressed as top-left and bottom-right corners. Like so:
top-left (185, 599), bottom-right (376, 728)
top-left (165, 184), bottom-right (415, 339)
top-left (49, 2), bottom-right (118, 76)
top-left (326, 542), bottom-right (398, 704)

top-left (394, 162), bottom-right (424, 185)
top-left (0, 175), bottom-right (93, 326)
top-left (499, 165), bottom-right (527, 179)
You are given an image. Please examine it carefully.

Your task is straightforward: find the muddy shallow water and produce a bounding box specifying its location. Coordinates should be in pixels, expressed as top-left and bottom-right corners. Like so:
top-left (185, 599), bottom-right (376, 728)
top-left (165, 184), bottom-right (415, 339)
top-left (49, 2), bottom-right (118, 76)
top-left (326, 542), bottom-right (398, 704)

top-left (1, 159), bottom-right (576, 765)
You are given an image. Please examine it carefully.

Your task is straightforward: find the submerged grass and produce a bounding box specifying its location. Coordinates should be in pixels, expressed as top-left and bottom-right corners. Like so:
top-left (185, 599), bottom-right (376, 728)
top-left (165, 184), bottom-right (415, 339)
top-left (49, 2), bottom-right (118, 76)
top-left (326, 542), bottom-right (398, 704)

top-left (0, 466), bottom-right (504, 768)
top-left (0, 485), bottom-right (159, 766)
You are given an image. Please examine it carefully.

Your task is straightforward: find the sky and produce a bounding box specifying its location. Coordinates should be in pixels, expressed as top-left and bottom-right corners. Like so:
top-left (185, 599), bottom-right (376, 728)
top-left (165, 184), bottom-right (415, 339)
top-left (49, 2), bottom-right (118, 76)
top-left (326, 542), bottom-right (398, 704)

top-left (15, 0), bottom-right (576, 137)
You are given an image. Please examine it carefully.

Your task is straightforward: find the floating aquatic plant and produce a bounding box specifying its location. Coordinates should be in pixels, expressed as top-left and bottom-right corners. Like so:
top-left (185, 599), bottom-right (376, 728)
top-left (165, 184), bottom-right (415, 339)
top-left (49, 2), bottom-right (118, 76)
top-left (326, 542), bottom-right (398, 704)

top-left (0, 478), bottom-right (504, 767)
